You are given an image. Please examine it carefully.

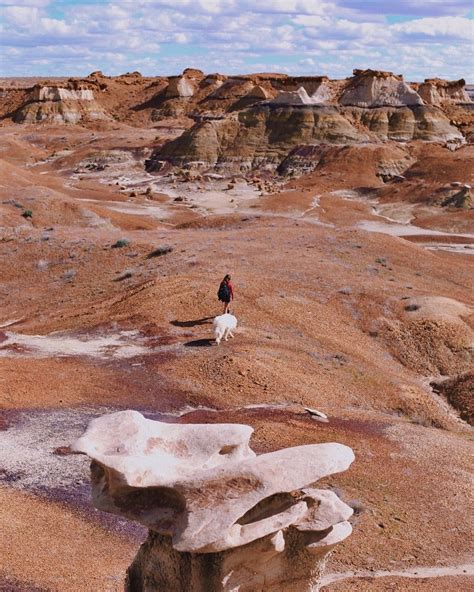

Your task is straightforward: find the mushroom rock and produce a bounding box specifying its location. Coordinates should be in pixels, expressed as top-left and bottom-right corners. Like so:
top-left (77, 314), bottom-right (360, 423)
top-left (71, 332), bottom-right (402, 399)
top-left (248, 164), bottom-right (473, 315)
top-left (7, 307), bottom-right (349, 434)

top-left (73, 410), bottom-right (355, 591)
top-left (340, 69), bottom-right (424, 107)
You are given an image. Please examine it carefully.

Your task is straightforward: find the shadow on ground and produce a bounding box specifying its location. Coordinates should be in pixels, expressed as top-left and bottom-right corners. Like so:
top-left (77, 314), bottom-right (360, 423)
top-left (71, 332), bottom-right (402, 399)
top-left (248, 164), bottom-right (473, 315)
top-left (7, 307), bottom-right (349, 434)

top-left (171, 317), bottom-right (214, 328)
top-left (184, 339), bottom-right (214, 347)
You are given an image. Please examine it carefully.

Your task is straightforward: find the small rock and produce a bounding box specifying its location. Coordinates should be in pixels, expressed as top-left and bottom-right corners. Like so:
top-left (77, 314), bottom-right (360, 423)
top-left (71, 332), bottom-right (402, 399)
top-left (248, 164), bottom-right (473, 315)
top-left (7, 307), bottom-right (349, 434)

top-left (338, 287), bottom-right (352, 295)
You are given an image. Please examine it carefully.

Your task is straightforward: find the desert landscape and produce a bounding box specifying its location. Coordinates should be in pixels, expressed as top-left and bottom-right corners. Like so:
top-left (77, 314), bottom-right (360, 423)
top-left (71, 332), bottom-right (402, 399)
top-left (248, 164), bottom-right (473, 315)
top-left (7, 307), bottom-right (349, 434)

top-left (0, 66), bottom-right (473, 591)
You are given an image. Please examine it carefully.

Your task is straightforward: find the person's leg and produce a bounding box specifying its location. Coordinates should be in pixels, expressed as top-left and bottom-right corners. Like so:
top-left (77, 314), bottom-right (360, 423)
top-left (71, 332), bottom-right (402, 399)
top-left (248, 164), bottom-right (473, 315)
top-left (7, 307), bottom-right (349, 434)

top-left (223, 301), bottom-right (228, 314)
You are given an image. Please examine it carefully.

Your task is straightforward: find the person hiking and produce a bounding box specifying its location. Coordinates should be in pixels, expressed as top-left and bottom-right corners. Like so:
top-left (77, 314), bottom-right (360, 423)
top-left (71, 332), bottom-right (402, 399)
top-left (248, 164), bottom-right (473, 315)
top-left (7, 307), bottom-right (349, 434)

top-left (217, 274), bottom-right (234, 314)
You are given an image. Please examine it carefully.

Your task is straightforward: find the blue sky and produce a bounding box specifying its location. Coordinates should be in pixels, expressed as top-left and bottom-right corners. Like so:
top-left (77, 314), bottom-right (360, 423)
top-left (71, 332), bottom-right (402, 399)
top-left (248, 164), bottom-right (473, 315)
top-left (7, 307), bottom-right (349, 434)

top-left (0, 0), bottom-right (473, 80)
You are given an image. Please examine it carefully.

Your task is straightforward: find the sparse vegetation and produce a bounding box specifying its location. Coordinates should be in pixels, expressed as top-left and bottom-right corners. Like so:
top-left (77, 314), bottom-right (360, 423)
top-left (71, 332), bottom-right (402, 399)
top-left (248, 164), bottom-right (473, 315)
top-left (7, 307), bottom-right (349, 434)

top-left (111, 238), bottom-right (130, 248)
top-left (21, 209), bottom-right (33, 219)
top-left (146, 245), bottom-right (173, 258)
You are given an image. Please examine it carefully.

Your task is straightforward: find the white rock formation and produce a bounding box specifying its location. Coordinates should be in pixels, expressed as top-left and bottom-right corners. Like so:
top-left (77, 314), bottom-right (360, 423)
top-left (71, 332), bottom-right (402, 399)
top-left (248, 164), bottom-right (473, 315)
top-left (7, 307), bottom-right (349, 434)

top-left (166, 76), bottom-right (195, 98)
top-left (32, 86), bottom-right (94, 101)
top-left (270, 78), bottom-right (335, 105)
top-left (73, 410), bottom-right (355, 591)
top-left (165, 70), bottom-right (204, 99)
top-left (340, 69), bottom-right (424, 107)
top-left (417, 78), bottom-right (471, 106)
top-left (272, 86), bottom-right (332, 105)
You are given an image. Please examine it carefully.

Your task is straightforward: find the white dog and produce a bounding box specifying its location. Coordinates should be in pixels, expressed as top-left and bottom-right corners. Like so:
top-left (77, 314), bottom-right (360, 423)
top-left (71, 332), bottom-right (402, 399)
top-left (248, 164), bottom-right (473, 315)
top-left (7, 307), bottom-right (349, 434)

top-left (213, 313), bottom-right (237, 345)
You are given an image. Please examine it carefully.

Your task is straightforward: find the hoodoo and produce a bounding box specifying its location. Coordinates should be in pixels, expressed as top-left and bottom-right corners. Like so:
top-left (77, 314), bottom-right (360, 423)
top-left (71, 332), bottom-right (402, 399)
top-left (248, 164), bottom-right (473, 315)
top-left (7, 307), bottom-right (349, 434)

top-left (73, 410), bottom-right (355, 591)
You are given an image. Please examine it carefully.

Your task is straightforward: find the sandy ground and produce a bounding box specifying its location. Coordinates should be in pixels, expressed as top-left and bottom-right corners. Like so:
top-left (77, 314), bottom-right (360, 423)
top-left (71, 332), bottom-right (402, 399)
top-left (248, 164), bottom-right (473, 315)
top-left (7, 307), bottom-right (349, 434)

top-left (1, 123), bottom-right (473, 591)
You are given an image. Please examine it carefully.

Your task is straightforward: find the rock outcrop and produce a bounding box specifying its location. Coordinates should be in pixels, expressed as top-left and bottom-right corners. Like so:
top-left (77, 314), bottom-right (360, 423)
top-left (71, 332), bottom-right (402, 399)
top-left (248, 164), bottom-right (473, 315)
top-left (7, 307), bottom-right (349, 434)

top-left (165, 68), bottom-right (205, 99)
top-left (340, 69), bottom-right (423, 108)
top-left (431, 371), bottom-right (474, 425)
top-left (149, 100), bottom-right (463, 172)
top-left (73, 410), bottom-right (355, 591)
top-left (1, 69), bottom-right (471, 161)
top-left (31, 86), bottom-right (95, 102)
top-left (148, 104), bottom-right (368, 172)
top-left (441, 185), bottom-right (472, 209)
top-left (271, 77), bottom-right (337, 105)
top-left (345, 104), bottom-right (464, 144)
top-left (416, 79), bottom-right (471, 106)
top-left (13, 83), bottom-right (110, 123)
top-left (278, 143), bottom-right (416, 180)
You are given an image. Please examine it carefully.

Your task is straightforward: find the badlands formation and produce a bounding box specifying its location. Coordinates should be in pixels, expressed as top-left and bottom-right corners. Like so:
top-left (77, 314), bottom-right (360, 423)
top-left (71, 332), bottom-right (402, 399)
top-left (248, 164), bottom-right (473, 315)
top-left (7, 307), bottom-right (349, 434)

top-left (0, 68), bottom-right (473, 591)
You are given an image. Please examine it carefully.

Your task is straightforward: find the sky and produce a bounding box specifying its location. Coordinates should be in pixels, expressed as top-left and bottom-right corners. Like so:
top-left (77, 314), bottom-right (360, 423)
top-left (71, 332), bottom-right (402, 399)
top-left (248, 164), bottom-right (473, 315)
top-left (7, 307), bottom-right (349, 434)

top-left (0, 0), bottom-right (473, 80)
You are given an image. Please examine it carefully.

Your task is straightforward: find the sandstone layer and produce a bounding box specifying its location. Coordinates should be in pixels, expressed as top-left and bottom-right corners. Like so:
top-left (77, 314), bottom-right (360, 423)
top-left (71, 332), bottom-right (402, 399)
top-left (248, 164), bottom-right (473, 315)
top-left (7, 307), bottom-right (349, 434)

top-left (147, 103), bottom-right (463, 172)
top-left (13, 83), bottom-right (110, 123)
top-left (1, 68), bottom-right (472, 133)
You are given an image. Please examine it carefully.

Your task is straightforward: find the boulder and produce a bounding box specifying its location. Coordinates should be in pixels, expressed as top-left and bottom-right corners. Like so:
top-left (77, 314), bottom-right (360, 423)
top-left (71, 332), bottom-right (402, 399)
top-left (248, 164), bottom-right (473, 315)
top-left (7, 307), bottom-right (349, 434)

top-left (441, 185), bottom-right (472, 209)
top-left (73, 410), bottom-right (355, 591)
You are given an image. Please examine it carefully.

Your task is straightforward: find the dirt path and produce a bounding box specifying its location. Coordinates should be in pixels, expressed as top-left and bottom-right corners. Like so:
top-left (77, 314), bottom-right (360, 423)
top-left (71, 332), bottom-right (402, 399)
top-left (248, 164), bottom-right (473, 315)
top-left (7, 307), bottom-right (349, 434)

top-left (320, 563), bottom-right (474, 588)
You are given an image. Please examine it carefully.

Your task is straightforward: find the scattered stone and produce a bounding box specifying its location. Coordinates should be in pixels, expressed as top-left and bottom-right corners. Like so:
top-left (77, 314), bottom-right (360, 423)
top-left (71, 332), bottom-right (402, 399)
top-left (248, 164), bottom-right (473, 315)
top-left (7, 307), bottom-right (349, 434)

top-left (146, 245), bottom-right (173, 258)
top-left (37, 259), bottom-right (49, 270)
top-left (338, 286), bottom-right (352, 295)
top-left (304, 407), bottom-right (329, 422)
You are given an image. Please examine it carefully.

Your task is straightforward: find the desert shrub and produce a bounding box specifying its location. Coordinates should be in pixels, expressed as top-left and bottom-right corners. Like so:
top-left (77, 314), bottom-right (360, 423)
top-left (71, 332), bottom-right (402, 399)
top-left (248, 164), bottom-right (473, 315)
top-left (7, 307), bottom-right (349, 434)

top-left (22, 210), bottom-right (33, 218)
top-left (146, 245), bottom-right (173, 258)
top-left (111, 238), bottom-right (130, 248)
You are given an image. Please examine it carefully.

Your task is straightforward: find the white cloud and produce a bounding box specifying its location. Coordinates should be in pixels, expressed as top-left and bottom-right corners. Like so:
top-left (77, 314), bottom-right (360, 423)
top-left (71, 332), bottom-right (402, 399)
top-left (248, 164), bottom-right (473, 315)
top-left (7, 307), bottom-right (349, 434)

top-left (392, 16), bottom-right (473, 40)
top-left (0, 0), bottom-right (472, 80)
top-left (3, 6), bottom-right (40, 26)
